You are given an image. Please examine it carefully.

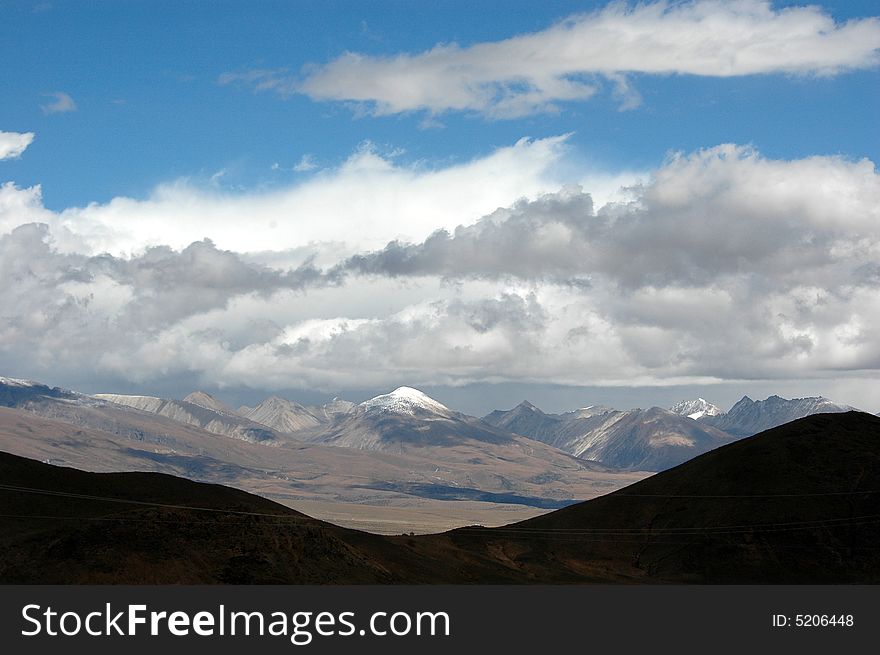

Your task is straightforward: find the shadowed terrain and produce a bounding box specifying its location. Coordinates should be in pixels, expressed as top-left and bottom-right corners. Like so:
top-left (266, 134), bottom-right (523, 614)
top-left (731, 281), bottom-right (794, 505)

top-left (1, 412), bottom-right (878, 584)
top-left (427, 411), bottom-right (880, 583)
top-left (0, 378), bottom-right (647, 529)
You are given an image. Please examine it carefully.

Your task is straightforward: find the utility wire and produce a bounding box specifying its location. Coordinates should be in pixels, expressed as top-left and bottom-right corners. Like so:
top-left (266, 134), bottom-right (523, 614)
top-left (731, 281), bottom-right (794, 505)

top-left (0, 483), bottom-right (312, 521)
top-left (613, 490), bottom-right (880, 498)
top-left (2, 483), bottom-right (879, 538)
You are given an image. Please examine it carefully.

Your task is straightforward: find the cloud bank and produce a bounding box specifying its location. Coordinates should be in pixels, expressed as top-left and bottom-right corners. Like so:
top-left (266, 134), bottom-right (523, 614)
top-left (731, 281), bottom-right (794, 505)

top-left (343, 145), bottom-right (880, 288)
top-left (19, 136), bottom-right (571, 257)
top-left (233, 0), bottom-right (880, 117)
top-left (1, 140), bottom-right (878, 395)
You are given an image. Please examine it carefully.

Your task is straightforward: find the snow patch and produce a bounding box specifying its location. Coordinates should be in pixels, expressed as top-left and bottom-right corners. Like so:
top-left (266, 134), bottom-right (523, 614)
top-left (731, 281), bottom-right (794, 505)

top-left (0, 376), bottom-right (40, 387)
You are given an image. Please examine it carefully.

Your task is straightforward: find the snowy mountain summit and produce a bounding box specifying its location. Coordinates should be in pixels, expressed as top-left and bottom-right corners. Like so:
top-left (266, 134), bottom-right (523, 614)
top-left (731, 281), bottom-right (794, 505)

top-left (669, 398), bottom-right (723, 420)
top-left (0, 376), bottom-right (40, 388)
top-left (360, 387), bottom-right (450, 416)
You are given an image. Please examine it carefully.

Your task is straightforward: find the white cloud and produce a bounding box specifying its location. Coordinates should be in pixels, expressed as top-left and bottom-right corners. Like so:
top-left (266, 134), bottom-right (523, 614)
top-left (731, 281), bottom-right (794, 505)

top-left (0, 131), bottom-right (35, 160)
top-left (11, 135), bottom-right (578, 257)
top-left (293, 154), bottom-right (317, 172)
top-left (291, 0), bottom-right (880, 117)
top-left (341, 145), bottom-right (880, 289)
top-left (217, 68), bottom-right (296, 96)
top-left (1, 140), bottom-right (878, 396)
top-left (40, 91), bottom-right (77, 115)
top-left (0, 182), bottom-right (53, 234)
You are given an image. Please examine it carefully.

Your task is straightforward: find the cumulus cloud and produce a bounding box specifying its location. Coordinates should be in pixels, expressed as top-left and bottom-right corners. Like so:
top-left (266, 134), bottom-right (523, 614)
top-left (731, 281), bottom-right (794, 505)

top-left (282, 0), bottom-right (880, 117)
top-left (311, 145), bottom-right (879, 387)
top-left (0, 224), bottom-right (340, 377)
top-left (0, 131), bottom-right (35, 160)
top-left (8, 135), bottom-right (572, 257)
top-left (40, 91), bottom-right (77, 114)
top-left (1, 141), bottom-right (878, 395)
top-left (341, 145), bottom-right (880, 289)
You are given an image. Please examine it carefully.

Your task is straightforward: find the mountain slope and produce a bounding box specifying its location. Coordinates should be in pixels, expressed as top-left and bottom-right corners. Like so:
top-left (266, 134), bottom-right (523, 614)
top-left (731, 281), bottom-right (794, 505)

top-left (669, 398), bottom-right (723, 420)
top-left (704, 395), bottom-right (856, 437)
top-left (0, 376), bottom-right (81, 406)
top-left (242, 396), bottom-right (322, 432)
top-left (483, 401), bottom-right (564, 440)
top-left (554, 406), bottom-right (735, 471)
top-left (459, 411), bottom-right (880, 583)
top-left (486, 400), bottom-right (735, 471)
top-left (0, 379), bottom-right (648, 516)
top-left (183, 391), bottom-right (238, 416)
top-left (93, 393), bottom-right (280, 443)
top-left (0, 449), bottom-right (402, 584)
top-left (310, 387), bottom-right (518, 451)
top-left (308, 397), bottom-right (357, 421)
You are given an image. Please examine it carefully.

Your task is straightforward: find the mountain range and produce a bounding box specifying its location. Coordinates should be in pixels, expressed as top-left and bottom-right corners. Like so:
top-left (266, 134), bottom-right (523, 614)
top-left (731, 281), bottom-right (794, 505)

top-left (700, 394), bottom-right (857, 437)
top-left (484, 394), bottom-right (859, 471)
top-left (0, 373), bottom-right (865, 532)
top-left (3, 411), bottom-right (877, 583)
top-left (0, 377), bottom-right (644, 530)
top-left (93, 391), bottom-right (281, 443)
top-left (669, 397), bottom-right (723, 420)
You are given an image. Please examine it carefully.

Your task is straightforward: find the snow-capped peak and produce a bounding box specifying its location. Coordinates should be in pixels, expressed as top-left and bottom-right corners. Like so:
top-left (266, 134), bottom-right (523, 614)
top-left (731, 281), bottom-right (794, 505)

top-left (360, 386), bottom-right (450, 416)
top-left (0, 376), bottom-right (40, 387)
top-left (669, 398), bottom-right (723, 420)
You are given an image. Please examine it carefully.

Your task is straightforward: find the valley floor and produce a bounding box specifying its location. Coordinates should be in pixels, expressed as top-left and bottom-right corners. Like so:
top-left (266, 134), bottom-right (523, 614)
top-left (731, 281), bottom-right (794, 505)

top-left (281, 498), bottom-right (548, 534)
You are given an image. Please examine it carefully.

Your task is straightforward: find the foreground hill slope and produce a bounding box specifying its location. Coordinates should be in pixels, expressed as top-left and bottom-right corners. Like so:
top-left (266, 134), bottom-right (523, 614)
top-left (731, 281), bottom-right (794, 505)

top-left (2, 412), bottom-right (878, 583)
top-left (0, 449), bottom-right (404, 584)
top-left (433, 411), bottom-right (880, 583)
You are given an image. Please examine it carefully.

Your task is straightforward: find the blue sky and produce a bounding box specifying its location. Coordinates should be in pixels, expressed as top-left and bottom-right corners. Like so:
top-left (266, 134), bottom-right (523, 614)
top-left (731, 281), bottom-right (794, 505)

top-left (2, 0), bottom-right (878, 209)
top-left (1, 1), bottom-right (880, 414)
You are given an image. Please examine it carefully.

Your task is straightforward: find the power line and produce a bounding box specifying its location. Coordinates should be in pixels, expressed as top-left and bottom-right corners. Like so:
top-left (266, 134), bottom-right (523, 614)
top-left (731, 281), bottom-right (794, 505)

top-left (454, 513), bottom-right (880, 533)
top-left (613, 490), bottom-right (880, 498)
top-left (2, 483), bottom-right (879, 539)
top-left (2, 514), bottom-right (879, 547)
top-left (0, 483), bottom-right (311, 521)
top-left (457, 515), bottom-right (880, 538)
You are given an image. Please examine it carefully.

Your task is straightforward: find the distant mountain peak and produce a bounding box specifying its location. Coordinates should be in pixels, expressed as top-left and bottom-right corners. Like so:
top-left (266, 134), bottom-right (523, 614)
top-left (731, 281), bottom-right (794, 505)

top-left (516, 400), bottom-right (540, 411)
top-left (706, 394), bottom-right (857, 438)
top-left (183, 391), bottom-right (235, 415)
top-left (360, 387), bottom-right (450, 416)
top-left (243, 395), bottom-right (321, 433)
top-left (259, 395), bottom-right (292, 407)
top-left (564, 405), bottom-right (614, 419)
top-left (669, 398), bottom-right (723, 420)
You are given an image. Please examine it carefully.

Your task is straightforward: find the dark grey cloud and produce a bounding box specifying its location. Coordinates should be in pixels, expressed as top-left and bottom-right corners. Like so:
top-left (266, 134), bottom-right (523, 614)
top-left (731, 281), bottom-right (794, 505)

top-left (341, 188), bottom-right (596, 283)
top-left (0, 223), bottom-right (341, 378)
top-left (339, 146), bottom-right (879, 293)
top-left (91, 239), bottom-right (339, 326)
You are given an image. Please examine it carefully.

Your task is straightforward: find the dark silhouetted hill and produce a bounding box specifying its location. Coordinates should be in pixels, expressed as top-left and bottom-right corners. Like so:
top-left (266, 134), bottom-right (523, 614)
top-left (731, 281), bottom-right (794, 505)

top-left (2, 411), bottom-right (878, 583)
top-left (439, 411), bottom-right (880, 583)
